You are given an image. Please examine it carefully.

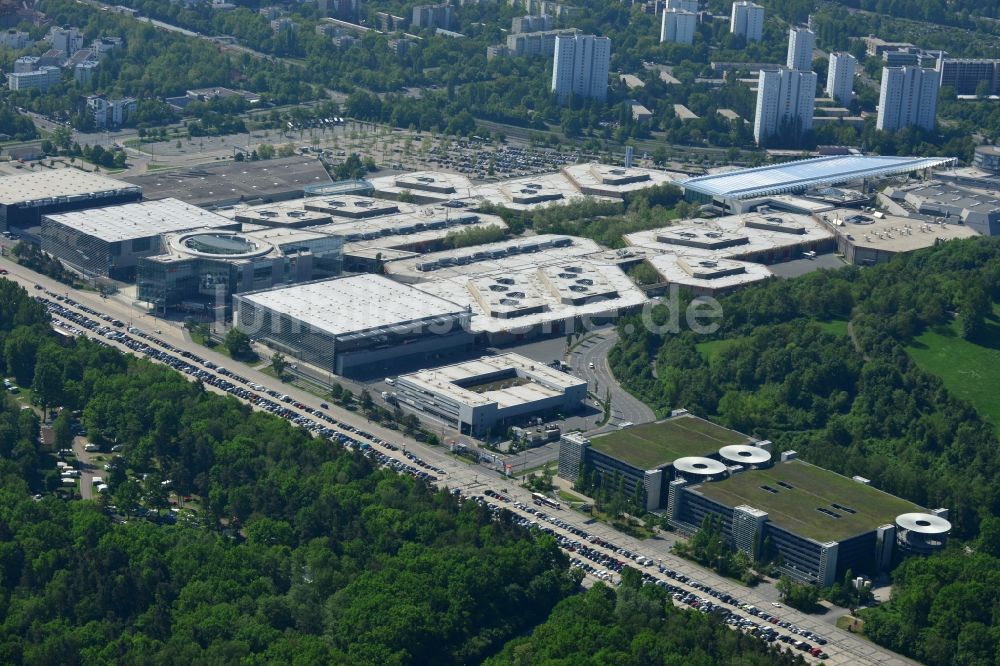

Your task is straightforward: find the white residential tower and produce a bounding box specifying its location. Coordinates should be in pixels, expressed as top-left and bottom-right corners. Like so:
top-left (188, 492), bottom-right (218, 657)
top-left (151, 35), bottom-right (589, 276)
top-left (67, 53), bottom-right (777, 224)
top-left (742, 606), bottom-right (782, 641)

top-left (754, 67), bottom-right (817, 144)
top-left (551, 34), bottom-right (611, 103)
top-left (665, 0), bottom-right (698, 12)
top-left (730, 1), bottom-right (764, 42)
top-left (876, 66), bottom-right (939, 131)
top-left (661, 9), bottom-right (697, 45)
top-left (826, 52), bottom-right (856, 105)
top-left (786, 27), bottom-right (815, 71)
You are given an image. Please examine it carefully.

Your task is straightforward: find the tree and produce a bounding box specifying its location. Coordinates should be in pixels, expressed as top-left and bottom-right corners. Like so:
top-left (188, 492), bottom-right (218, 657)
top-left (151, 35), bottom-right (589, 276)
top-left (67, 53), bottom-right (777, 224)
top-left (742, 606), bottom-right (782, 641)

top-left (142, 473), bottom-right (169, 513)
top-left (5, 326), bottom-right (41, 385)
top-left (359, 389), bottom-right (373, 412)
top-left (777, 574), bottom-right (820, 612)
top-left (270, 352), bottom-right (288, 379)
top-left (257, 143), bottom-right (276, 159)
top-left (329, 382), bottom-right (344, 401)
top-left (31, 357), bottom-right (63, 418)
top-left (224, 328), bottom-right (253, 359)
top-left (402, 414), bottom-right (419, 435)
top-left (958, 285), bottom-right (990, 341)
top-left (115, 478), bottom-right (143, 518)
top-left (52, 410), bottom-right (74, 451)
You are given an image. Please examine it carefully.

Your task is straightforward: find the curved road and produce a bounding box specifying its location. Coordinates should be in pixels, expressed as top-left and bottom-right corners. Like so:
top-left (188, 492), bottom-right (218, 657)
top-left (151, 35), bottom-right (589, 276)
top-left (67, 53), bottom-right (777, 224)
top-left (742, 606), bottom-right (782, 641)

top-left (1, 259), bottom-right (918, 666)
top-left (569, 328), bottom-right (657, 428)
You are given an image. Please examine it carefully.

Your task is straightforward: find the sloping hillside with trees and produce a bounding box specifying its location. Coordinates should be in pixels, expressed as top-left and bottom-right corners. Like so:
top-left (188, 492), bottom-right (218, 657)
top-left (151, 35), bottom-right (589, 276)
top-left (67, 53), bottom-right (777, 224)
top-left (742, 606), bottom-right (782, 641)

top-left (609, 237), bottom-right (1000, 664)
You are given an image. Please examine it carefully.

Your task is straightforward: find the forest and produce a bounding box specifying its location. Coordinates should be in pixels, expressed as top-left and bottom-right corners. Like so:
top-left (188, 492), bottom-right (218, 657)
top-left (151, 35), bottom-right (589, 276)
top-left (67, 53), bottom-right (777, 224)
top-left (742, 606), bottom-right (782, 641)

top-left (0, 279), bottom-right (579, 664)
top-left (486, 574), bottom-right (807, 666)
top-left (0, 275), bottom-right (817, 664)
top-left (609, 237), bottom-right (1000, 663)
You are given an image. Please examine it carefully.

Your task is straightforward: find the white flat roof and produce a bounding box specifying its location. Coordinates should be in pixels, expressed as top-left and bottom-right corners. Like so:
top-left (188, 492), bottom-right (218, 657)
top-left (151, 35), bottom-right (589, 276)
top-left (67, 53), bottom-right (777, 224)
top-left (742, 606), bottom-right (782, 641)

top-left (237, 275), bottom-right (469, 337)
top-left (624, 211), bottom-right (833, 259)
top-left (475, 171), bottom-right (616, 211)
top-left (311, 210), bottom-right (506, 246)
top-left (818, 208), bottom-right (980, 253)
top-left (369, 170), bottom-right (477, 201)
top-left (44, 198), bottom-right (235, 242)
top-left (219, 198), bottom-right (332, 226)
top-left (682, 155), bottom-right (956, 199)
top-left (344, 222), bottom-right (507, 257)
top-left (372, 164), bottom-right (681, 210)
top-left (399, 352), bottom-right (586, 408)
top-left (561, 163), bottom-right (684, 196)
top-left (384, 234), bottom-right (602, 282)
top-left (648, 253), bottom-right (772, 291)
top-left (416, 259), bottom-right (648, 335)
top-left (0, 168), bottom-right (139, 205)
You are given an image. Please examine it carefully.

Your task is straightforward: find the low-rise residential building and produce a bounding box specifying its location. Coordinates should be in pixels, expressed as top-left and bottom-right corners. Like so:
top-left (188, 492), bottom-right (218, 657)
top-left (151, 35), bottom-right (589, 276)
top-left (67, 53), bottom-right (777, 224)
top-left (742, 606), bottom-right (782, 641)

top-left (87, 95), bottom-right (137, 129)
top-left (7, 66), bottom-right (61, 92)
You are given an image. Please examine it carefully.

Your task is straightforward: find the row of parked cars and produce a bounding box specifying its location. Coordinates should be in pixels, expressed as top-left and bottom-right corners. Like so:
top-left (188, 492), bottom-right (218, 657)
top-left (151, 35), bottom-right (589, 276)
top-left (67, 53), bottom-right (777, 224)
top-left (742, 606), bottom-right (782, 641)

top-left (39, 287), bottom-right (831, 661)
top-left (38, 292), bottom-right (447, 490)
top-left (460, 492), bottom-right (831, 661)
top-left (424, 143), bottom-right (591, 180)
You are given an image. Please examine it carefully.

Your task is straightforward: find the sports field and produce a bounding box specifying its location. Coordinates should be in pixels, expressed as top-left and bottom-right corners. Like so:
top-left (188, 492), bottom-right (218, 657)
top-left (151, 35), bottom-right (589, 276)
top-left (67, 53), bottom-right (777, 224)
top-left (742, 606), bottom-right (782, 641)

top-left (697, 459), bottom-right (920, 542)
top-left (907, 310), bottom-right (1000, 436)
top-left (589, 415), bottom-right (749, 469)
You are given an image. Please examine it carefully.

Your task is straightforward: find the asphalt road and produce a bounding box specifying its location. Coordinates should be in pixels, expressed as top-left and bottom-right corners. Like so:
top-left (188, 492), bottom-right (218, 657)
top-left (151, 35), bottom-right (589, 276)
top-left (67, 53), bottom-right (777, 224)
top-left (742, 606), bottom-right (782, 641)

top-left (569, 328), bottom-right (656, 427)
top-left (0, 258), bottom-right (919, 666)
top-left (72, 435), bottom-right (97, 500)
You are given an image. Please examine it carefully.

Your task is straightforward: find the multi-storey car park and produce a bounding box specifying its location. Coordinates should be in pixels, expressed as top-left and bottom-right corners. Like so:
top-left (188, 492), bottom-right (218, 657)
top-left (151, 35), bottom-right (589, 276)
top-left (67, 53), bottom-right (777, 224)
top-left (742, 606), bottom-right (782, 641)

top-left (232, 274), bottom-right (474, 378)
top-left (0, 168), bottom-right (141, 231)
top-left (10, 264), bottom-right (942, 663)
top-left (559, 412), bottom-right (756, 512)
top-left (671, 456), bottom-right (949, 586)
top-left (560, 414), bottom-right (951, 586)
top-left (394, 353), bottom-right (588, 436)
top-left (121, 156), bottom-right (333, 208)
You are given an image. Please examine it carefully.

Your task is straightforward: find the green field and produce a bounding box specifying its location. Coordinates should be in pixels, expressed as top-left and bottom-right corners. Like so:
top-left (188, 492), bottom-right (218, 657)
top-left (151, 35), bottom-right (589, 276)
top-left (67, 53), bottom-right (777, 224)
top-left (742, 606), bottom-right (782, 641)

top-left (697, 459), bottom-right (920, 542)
top-left (816, 319), bottom-right (849, 338)
top-left (695, 338), bottom-right (741, 364)
top-left (697, 323), bottom-right (846, 366)
top-left (907, 309), bottom-right (1000, 436)
top-left (590, 415), bottom-right (749, 470)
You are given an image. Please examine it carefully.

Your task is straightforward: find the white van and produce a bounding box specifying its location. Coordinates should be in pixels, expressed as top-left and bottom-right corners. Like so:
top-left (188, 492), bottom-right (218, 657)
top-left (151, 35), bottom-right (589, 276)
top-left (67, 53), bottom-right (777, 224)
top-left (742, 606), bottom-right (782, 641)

top-left (385, 377), bottom-right (395, 386)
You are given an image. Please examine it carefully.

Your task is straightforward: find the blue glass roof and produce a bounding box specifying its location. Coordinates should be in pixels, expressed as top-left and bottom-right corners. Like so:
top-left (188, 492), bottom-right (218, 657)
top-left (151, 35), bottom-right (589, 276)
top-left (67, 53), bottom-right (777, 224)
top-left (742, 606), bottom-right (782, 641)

top-left (681, 155), bottom-right (956, 200)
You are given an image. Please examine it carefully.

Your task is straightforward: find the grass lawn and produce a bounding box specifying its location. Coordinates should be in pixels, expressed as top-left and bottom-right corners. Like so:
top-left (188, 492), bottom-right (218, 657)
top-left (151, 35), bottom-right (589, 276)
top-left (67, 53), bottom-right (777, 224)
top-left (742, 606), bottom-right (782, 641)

top-left (907, 308), bottom-right (1000, 436)
top-left (816, 319), bottom-right (849, 338)
top-left (836, 615), bottom-right (866, 636)
top-left (258, 366), bottom-right (334, 401)
top-left (695, 337), bottom-right (743, 365)
top-left (589, 415), bottom-right (749, 469)
top-left (557, 489), bottom-right (587, 503)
